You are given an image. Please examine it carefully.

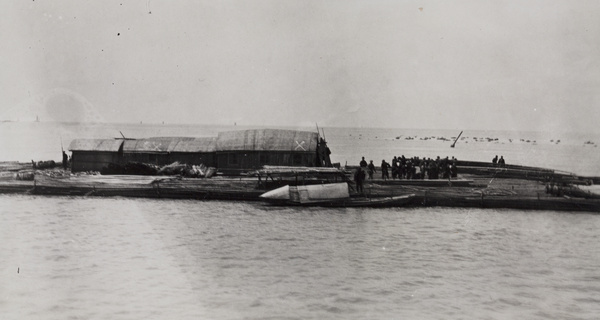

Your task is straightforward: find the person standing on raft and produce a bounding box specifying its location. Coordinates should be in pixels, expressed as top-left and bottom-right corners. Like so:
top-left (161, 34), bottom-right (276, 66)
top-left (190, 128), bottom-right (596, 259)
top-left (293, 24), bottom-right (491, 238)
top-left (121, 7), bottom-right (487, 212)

top-left (354, 168), bottom-right (366, 194)
top-left (367, 160), bottom-right (376, 180)
top-left (62, 151), bottom-right (68, 170)
top-left (381, 160), bottom-right (390, 180)
top-left (359, 157), bottom-right (368, 168)
top-left (498, 156), bottom-right (505, 167)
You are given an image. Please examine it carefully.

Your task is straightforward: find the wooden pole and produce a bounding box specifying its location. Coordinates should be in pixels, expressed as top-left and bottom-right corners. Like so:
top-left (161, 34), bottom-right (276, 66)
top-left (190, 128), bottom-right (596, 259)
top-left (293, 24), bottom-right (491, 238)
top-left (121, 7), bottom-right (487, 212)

top-left (450, 131), bottom-right (463, 148)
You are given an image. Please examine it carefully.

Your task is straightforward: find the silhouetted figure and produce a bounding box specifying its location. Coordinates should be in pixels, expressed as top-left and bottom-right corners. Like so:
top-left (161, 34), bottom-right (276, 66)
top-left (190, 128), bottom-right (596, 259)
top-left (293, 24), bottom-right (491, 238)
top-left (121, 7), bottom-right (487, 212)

top-left (391, 156), bottom-right (398, 179)
top-left (359, 157), bottom-right (367, 168)
top-left (442, 164), bottom-right (451, 179)
top-left (317, 138), bottom-right (332, 166)
top-left (406, 161), bottom-right (413, 179)
top-left (381, 160), bottom-right (390, 180)
top-left (367, 160), bottom-right (376, 180)
top-left (451, 164), bottom-right (458, 178)
top-left (354, 168), bottom-right (366, 194)
top-left (498, 156), bottom-right (505, 167)
top-left (429, 161), bottom-right (438, 179)
top-left (62, 151), bottom-right (68, 170)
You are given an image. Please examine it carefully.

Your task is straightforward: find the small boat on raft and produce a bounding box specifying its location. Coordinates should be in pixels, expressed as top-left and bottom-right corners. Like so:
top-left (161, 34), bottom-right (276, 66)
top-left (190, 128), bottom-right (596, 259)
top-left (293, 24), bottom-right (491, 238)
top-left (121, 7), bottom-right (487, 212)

top-left (259, 182), bottom-right (415, 207)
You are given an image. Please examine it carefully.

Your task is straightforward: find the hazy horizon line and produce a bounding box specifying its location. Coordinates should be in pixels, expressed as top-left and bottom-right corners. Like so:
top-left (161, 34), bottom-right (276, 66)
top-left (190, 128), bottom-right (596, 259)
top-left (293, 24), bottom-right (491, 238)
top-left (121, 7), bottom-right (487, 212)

top-left (3, 118), bottom-right (600, 136)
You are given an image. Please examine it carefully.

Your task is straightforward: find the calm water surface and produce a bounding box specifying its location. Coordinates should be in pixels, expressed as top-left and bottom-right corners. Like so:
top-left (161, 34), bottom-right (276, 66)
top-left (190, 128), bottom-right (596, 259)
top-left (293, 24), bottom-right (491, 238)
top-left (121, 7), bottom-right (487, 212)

top-left (2, 195), bottom-right (599, 320)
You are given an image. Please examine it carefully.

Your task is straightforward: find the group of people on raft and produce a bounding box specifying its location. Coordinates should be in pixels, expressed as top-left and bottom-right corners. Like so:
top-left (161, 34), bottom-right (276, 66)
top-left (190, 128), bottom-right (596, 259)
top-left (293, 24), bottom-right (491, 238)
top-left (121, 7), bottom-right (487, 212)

top-left (353, 155), bottom-right (460, 192)
top-left (492, 155), bottom-right (506, 167)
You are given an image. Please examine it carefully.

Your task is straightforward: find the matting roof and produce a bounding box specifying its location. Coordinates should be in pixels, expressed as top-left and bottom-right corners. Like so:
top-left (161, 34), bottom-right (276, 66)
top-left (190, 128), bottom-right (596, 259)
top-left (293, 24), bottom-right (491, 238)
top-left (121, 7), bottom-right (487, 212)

top-left (123, 137), bottom-right (216, 153)
top-left (68, 139), bottom-right (123, 152)
top-left (171, 137), bottom-right (216, 152)
top-left (68, 130), bottom-right (318, 153)
top-left (216, 129), bottom-right (318, 152)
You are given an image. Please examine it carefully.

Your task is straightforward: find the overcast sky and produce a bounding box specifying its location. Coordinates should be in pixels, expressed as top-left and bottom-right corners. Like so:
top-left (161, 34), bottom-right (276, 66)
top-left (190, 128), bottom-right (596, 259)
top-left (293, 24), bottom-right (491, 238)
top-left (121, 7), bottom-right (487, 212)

top-left (2, 1), bottom-right (599, 132)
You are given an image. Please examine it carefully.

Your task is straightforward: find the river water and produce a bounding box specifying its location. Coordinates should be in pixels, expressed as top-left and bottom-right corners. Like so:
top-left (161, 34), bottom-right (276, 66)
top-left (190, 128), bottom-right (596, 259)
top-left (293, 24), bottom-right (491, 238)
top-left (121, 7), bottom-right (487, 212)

top-left (1, 122), bottom-right (600, 319)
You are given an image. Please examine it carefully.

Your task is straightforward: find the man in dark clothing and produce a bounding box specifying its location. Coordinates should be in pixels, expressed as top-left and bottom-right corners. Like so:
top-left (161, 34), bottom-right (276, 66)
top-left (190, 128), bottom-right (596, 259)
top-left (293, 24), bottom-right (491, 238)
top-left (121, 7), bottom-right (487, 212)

top-left (406, 161), bottom-right (413, 179)
top-left (381, 160), bottom-right (390, 180)
top-left (354, 168), bottom-right (366, 194)
top-left (429, 160), bottom-right (438, 179)
top-left (359, 157), bottom-right (368, 168)
top-left (367, 160), bottom-right (376, 180)
top-left (450, 164), bottom-right (458, 178)
top-left (62, 151), bottom-right (68, 170)
top-left (317, 138), bottom-right (332, 167)
top-left (492, 155), bottom-right (498, 166)
top-left (442, 164), bottom-right (451, 179)
top-left (498, 156), bottom-right (505, 167)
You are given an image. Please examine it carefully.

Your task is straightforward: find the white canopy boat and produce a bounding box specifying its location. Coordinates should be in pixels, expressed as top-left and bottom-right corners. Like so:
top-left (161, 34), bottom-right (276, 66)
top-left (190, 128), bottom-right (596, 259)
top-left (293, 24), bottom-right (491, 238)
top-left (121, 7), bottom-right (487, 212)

top-left (259, 182), bottom-right (414, 208)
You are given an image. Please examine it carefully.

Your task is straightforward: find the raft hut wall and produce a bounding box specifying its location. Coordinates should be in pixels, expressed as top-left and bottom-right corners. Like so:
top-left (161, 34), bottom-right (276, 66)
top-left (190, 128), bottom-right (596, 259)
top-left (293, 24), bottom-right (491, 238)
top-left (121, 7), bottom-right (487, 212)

top-left (215, 129), bottom-right (319, 174)
top-left (68, 139), bottom-right (124, 172)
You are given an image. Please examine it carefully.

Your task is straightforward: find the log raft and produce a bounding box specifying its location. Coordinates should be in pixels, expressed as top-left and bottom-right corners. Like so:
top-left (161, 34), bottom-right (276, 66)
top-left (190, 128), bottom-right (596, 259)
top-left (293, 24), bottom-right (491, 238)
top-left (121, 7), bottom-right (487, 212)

top-left (0, 161), bottom-right (599, 212)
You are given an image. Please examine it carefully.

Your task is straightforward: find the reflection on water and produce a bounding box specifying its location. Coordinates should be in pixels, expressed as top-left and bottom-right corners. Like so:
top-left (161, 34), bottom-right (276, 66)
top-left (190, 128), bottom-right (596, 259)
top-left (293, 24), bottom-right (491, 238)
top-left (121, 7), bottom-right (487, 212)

top-left (2, 195), bottom-right (600, 320)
